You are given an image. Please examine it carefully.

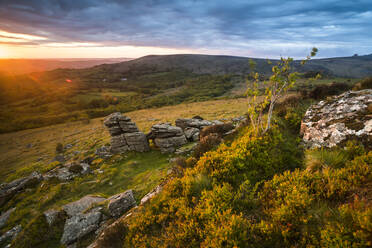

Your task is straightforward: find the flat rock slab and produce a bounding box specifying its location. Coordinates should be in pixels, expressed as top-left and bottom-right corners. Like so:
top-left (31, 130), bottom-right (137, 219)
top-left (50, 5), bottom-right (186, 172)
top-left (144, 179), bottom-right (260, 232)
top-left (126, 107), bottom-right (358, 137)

top-left (62, 195), bottom-right (106, 217)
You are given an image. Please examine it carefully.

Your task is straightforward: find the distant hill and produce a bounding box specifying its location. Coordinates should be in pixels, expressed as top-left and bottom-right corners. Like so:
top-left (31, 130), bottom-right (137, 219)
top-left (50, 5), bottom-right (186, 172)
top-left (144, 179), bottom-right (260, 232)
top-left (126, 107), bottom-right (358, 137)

top-left (95, 53), bottom-right (372, 78)
top-left (0, 58), bottom-right (133, 75)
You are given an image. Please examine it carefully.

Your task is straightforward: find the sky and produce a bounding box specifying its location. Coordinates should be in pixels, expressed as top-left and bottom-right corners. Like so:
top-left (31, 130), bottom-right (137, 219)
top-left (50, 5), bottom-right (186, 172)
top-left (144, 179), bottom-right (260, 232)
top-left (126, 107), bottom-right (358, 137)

top-left (0, 0), bottom-right (371, 59)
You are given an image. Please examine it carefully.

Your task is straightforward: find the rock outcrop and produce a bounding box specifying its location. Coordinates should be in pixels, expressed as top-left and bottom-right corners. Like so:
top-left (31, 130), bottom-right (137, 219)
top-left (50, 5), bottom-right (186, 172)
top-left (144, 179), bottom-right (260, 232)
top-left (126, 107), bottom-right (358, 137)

top-left (0, 171), bottom-right (42, 206)
top-left (148, 123), bottom-right (187, 153)
top-left (104, 113), bottom-right (149, 153)
top-left (301, 89), bottom-right (372, 148)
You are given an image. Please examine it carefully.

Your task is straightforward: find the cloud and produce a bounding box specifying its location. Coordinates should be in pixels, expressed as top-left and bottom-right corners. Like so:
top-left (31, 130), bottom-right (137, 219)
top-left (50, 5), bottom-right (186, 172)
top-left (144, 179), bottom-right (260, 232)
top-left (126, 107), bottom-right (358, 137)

top-left (0, 0), bottom-right (371, 58)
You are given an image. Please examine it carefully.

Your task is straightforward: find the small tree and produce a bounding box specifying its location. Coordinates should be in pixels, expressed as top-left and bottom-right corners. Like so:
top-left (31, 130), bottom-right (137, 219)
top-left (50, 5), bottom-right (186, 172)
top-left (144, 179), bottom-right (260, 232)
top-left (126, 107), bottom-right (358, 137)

top-left (246, 48), bottom-right (318, 135)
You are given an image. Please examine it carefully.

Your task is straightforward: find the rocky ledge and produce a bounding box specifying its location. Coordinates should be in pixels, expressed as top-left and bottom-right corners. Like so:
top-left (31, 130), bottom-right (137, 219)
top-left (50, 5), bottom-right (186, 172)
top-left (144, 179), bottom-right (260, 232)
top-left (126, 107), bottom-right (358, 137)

top-left (301, 89), bottom-right (372, 148)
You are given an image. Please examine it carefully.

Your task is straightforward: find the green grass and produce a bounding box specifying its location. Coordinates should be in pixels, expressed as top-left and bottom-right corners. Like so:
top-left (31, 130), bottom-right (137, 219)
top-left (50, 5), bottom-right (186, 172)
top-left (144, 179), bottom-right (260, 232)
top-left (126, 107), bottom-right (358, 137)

top-left (1, 150), bottom-right (170, 232)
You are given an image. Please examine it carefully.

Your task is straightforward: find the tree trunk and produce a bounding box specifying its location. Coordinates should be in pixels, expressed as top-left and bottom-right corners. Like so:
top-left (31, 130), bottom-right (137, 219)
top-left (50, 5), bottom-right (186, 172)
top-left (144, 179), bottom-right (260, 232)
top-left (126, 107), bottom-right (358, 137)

top-left (264, 98), bottom-right (275, 134)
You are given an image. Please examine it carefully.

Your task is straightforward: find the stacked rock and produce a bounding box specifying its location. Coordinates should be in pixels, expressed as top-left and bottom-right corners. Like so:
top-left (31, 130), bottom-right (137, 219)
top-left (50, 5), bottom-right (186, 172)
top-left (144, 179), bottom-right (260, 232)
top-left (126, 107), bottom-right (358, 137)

top-left (175, 117), bottom-right (224, 141)
top-left (103, 112), bottom-right (149, 153)
top-left (147, 123), bottom-right (187, 153)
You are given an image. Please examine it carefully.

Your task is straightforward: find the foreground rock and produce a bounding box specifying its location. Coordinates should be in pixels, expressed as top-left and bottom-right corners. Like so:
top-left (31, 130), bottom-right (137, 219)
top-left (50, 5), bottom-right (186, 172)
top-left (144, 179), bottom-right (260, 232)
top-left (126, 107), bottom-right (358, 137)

top-left (301, 89), bottom-right (372, 148)
top-left (108, 190), bottom-right (136, 218)
top-left (0, 172), bottom-right (42, 206)
top-left (104, 113), bottom-right (149, 153)
top-left (60, 196), bottom-right (106, 245)
top-left (61, 211), bottom-right (102, 245)
top-left (148, 123), bottom-right (187, 153)
top-left (59, 190), bottom-right (137, 246)
top-left (0, 225), bottom-right (22, 244)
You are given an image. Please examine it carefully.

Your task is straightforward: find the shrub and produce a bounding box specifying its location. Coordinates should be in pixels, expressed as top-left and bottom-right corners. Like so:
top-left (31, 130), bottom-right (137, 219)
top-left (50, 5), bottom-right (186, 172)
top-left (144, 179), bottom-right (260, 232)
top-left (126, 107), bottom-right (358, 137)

top-left (306, 82), bottom-right (351, 99)
top-left (257, 151), bottom-right (372, 247)
top-left (193, 133), bottom-right (222, 159)
top-left (96, 219), bottom-right (128, 248)
top-left (353, 77), bottom-right (372, 90)
top-left (199, 123), bottom-right (234, 139)
top-left (185, 157), bottom-right (197, 168)
top-left (305, 141), bottom-right (365, 172)
top-left (174, 157), bottom-right (187, 168)
top-left (275, 94), bottom-right (304, 116)
top-left (320, 199), bottom-right (372, 247)
top-left (87, 98), bottom-right (109, 109)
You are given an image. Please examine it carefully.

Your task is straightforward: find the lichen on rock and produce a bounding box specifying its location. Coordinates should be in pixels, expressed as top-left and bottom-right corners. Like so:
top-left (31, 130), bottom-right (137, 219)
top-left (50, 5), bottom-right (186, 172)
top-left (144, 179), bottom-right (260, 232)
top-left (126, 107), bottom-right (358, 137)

top-left (301, 89), bottom-right (372, 148)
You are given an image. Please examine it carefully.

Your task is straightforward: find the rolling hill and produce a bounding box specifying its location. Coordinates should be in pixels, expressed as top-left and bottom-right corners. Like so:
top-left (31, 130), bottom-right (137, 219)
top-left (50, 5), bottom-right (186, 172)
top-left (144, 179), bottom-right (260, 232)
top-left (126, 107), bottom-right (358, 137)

top-left (93, 53), bottom-right (372, 78)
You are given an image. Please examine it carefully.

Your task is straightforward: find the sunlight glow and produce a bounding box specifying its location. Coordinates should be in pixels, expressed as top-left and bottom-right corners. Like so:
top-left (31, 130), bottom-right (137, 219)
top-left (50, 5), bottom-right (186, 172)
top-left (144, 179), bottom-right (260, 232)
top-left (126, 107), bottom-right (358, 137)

top-left (0, 45), bottom-right (10, 58)
top-left (0, 44), bottom-right (196, 58)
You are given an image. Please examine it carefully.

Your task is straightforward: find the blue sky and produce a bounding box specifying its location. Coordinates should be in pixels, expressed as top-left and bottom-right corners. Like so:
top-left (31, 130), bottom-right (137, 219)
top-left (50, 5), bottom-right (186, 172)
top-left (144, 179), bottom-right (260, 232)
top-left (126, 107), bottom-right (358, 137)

top-left (0, 0), bottom-right (371, 58)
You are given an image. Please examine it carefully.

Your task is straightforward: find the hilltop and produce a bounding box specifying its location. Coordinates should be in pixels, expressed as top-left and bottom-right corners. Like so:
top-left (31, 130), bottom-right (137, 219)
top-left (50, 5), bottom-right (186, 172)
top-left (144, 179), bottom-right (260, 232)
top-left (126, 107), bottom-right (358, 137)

top-left (94, 53), bottom-right (372, 78)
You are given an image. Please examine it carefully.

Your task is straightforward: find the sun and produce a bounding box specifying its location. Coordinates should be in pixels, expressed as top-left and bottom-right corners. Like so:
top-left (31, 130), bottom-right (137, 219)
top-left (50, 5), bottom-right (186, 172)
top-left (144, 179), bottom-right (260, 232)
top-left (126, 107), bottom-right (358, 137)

top-left (0, 45), bottom-right (10, 58)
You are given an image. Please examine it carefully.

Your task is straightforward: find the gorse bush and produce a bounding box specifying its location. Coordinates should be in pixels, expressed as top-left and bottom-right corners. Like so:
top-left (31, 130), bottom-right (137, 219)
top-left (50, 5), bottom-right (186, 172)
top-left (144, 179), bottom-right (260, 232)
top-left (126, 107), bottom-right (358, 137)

top-left (258, 151), bottom-right (372, 247)
top-left (119, 122), bottom-right (305, 247)
top-left (107, 110), bottom-right (372, 248)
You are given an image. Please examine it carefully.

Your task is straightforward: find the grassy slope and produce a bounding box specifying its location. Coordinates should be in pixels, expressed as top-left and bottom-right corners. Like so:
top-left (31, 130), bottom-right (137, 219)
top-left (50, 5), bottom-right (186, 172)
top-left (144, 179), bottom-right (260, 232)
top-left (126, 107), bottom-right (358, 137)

top-left (0, 98), bottom-right (248, 181)
top-left (0, 97), bottom-right (249, 246)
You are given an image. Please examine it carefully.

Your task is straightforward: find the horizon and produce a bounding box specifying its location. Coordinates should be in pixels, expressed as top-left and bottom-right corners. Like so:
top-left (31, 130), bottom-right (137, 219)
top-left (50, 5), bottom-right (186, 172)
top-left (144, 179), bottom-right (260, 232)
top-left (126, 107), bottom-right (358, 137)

top-left (1, 1), bottom-right (372, 59)
top-left (0, 52), bottom-right (371, 61)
